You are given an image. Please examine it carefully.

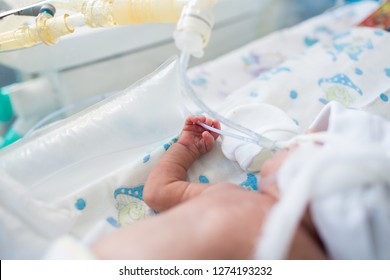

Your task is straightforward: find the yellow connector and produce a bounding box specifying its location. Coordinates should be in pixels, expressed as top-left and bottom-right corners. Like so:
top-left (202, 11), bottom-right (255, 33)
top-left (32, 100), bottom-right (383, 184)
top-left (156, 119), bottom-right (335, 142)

top-left (0, 13), bottom-right (75, 51)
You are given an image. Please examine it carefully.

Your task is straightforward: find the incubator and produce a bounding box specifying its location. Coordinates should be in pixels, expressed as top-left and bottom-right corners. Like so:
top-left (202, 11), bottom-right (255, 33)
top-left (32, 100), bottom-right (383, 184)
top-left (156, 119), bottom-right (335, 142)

top-left (0, 0), bottom-right (389, 260)
top-left (3, 0), bottom-right (290, 186)
top-left (0, 0), bottom-right (331, 151)
top-left (0, 0), bottom-right (279, 146)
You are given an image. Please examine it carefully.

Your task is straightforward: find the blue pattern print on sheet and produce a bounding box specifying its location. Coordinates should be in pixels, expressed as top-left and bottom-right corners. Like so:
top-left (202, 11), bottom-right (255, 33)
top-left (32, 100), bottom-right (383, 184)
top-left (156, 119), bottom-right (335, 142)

top-left (242, 52), bottom-right (261, 65)
top-left (191, 76), bottom-right (208, 86)
top-left (333, 40), bottom-right (373, 61)
top-left (332, 30), bottom-right (351, 40)
top-left (326, 51), bottom-right (337, 61)
top-left (355, 68), bottom-right (363, 75)
top-left (319, 98), bottom-right (329, 105)
top-left (314, 26), bottom-right (332, 35)
top-left (75, 198), bottom-right (86, 210)
top-left (163, 137), bottom-right (179, 151)
top-left (374, 30), bottom-right (384, 36)
top-left (319, 73), bottom-right (363, 106)
top-left (320, 74), bottom-right (363, 95)
top-left (199, 176), bottom-right (210, 184)
top-left (327, 31), bottom-right (374, 62)
top-left (240, 173), bottom-right (258, 191)
top-left (106, 216), bottom-right (121, 228)
top-left (143, 154), bottom-right (151, 163)
top-left (257, 66), bottom-right (291, 81)
top-left (272, 67), bottom-right (291, 74)
top-left (380, 93), bottom-right (389, 102)
top-left (304, 36), bottom-right (319, 47)
top-left (290, 90), bottom-right (298, 100)
top-left (114, 185), bottom-right (144, 200)
top-left (242, 52), bottom-right (285, 78)
top-left (114, 185), bottom-right (150, 226)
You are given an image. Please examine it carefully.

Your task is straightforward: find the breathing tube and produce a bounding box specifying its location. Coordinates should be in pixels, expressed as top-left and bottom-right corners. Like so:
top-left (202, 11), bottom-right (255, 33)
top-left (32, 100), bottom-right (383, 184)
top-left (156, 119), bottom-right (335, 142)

top-left (175, 0), bottom-right (299, 151)
top-left (179, 53), bottom-right (278, 150)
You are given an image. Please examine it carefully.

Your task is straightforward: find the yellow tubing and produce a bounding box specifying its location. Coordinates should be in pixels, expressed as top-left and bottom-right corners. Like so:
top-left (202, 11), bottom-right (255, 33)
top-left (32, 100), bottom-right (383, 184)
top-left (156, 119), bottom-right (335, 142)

top-left (51, 0), bottom-right (85, 12)
top-left (0, 26), bottom-right (37, 50)
top-left (0, 0), bottom-right (218, 51)
top-left (80, 0), bottom-right (186, 27)
top-left (0, 13), bottom-right (74, 51)
top-left (111, 0), bottom-right (184, 24)
top-left (52, 0), bottom-right (185, 25)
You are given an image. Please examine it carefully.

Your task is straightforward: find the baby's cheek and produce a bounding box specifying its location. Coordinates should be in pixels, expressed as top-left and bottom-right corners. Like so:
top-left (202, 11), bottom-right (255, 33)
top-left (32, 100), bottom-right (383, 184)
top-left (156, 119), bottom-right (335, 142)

top-left (260, 149), bottom-right (291, 178)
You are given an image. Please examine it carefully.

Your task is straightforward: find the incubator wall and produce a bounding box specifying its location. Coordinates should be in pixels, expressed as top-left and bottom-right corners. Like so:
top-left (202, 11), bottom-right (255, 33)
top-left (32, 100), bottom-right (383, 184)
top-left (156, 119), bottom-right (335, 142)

top-left (0, 0), bottom-right (338, 147)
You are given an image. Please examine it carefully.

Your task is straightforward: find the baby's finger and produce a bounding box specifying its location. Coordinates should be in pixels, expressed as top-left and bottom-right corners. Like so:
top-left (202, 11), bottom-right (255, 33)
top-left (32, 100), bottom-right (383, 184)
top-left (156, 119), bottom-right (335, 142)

top-left (185, 115), bottom-right (197, 125)
top-left (202, 131), bottom-right (215, 152)
top-left (202, 130), bottom-right (213, 141)
top-left (205, 118), bottom-right (213, 127)
top-left (198, 115), bottom-right (206, 124)
top-left (207, 120), bottom-right (221, 140)
top-left (212, 120), bottom-right (221, 130)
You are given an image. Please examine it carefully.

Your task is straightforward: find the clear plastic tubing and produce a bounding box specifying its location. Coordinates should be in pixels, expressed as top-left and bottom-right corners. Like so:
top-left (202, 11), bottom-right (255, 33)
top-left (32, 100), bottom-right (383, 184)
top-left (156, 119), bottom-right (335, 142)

top-left (179, 52), bottom-right (278, 150)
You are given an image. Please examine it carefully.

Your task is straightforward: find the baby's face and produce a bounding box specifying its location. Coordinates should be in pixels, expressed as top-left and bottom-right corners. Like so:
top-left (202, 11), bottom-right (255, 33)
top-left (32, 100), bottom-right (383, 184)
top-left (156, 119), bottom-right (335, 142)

top-left (261, 149), bottom-right (290, 177)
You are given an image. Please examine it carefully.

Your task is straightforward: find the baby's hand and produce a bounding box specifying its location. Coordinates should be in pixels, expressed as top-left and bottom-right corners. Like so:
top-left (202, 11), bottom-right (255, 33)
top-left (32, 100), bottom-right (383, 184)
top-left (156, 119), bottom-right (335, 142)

top-left (178, 115), bottom-right (221, 157)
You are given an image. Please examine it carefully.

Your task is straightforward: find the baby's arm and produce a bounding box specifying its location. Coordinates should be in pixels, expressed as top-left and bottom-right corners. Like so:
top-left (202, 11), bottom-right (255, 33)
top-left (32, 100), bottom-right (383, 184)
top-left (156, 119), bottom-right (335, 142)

top-left (144, 115), bottom-right (220, 212)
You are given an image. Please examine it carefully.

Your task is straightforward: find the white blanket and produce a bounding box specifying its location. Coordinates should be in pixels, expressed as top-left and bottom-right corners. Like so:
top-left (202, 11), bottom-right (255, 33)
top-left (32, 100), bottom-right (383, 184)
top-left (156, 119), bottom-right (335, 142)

top-left (257, 102), bottom-right (390, 259)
